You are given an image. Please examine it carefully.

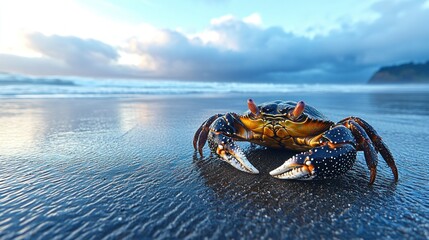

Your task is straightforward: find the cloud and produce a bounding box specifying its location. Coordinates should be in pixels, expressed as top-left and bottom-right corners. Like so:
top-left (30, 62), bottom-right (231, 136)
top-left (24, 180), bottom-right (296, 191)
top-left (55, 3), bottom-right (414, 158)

top-left (1, 0), bottom-right (428, 82)
top-left (121, 0), bottom-right (429, 82)
top-left (27, 33), bottom-right (119, 67)
top-left (243, 13), bottom-right (263, 26)
top-left (0, 53), bottom-right (65, 76)
top-left (0, 33), bottom-right (149, 78)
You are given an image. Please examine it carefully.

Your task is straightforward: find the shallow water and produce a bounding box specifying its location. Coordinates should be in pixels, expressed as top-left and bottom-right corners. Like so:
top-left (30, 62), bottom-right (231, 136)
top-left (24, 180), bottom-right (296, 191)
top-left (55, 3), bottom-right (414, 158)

top-left (0, 92), bottom-right (428, 239)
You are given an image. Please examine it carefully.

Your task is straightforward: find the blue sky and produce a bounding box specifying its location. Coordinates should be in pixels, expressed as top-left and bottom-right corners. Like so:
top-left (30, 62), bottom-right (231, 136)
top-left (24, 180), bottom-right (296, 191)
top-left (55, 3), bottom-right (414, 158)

top-left (0, 0), bottom-right (428, 82)
top-left (81, 0), bottom-right (378, 34)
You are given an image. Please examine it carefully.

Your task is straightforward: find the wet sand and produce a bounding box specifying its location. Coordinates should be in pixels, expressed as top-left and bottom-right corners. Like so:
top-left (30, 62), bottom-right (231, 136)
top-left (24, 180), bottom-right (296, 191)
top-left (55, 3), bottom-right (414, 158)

top-left (0, 92), bottom-right (428, 239)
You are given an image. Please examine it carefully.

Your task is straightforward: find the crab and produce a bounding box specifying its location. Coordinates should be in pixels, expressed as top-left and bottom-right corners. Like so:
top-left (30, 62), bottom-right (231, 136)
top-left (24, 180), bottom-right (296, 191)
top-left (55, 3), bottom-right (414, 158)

top-left (193, 99), bottom-right (398, 184)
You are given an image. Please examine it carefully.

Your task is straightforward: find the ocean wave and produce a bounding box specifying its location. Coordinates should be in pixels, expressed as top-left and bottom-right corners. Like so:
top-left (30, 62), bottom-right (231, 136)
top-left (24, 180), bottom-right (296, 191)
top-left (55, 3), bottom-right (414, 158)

top-left (1, 73), bottom-right (429, 98)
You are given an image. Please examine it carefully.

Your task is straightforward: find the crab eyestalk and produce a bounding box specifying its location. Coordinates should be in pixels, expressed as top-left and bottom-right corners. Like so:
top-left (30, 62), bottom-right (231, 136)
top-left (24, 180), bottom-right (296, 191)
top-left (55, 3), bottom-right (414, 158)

top-left (247, 99), bottom-right (260, 117)
top-left (289, 101), bottom-right (305, 120)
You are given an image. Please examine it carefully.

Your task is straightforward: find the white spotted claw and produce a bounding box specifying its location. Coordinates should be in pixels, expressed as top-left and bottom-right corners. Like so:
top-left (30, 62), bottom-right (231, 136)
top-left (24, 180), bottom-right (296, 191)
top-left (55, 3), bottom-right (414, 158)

top-left (270, 156), bottom-right (314, 180)
top-left (219, 146), bottom-right (259, 174)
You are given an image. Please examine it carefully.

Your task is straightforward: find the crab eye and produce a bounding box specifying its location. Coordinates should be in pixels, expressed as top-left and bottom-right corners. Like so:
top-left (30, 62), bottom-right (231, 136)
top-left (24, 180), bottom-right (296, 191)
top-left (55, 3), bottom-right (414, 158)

top-left (305, 160), bottom-right (312, 166)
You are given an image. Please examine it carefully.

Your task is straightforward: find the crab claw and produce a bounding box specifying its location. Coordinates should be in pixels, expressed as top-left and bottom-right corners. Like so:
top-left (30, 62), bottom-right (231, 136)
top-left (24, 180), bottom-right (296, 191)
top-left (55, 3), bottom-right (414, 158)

top-left (218, 143), bottom-right (259, 174)
top-left (209, 132), bottom-right (259, 174)
top-left (270, 144), bottom-right (357, 180)
top-left (269, 154), bottom-right (316, 180)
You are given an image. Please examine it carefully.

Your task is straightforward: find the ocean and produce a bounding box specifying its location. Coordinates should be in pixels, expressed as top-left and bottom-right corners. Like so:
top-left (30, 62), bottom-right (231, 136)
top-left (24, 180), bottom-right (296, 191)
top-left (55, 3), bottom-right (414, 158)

top-left (1, 73), bottom-right (429, 97)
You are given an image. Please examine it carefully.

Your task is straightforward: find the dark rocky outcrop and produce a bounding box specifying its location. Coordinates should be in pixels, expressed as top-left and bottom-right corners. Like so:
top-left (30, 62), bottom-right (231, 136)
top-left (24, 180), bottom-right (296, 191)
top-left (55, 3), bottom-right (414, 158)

top-left (369, 61), bottom-right (429, 84)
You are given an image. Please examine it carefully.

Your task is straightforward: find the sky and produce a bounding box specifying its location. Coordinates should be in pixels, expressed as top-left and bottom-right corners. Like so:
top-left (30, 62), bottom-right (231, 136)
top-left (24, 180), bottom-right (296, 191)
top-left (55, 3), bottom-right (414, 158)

top-left (0, 0), bottom-right (428, 83)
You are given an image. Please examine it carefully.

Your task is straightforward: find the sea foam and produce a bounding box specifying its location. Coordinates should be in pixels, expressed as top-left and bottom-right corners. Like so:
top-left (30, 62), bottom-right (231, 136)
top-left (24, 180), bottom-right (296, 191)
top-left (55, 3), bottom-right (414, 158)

top-left (1, 73), bottom-right (428, 98)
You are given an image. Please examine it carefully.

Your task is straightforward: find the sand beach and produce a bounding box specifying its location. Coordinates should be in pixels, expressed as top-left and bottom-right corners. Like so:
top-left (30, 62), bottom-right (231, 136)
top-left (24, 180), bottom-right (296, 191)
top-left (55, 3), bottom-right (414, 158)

top-left (1, 91), bottom-right (428, 239)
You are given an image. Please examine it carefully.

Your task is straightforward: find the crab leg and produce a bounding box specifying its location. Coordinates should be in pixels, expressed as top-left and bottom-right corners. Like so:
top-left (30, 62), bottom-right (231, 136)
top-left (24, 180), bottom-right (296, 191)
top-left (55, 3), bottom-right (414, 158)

top-left (342, 120), bottom-right (379, 184)
top-left (340, 117), bottom-right (398, 182)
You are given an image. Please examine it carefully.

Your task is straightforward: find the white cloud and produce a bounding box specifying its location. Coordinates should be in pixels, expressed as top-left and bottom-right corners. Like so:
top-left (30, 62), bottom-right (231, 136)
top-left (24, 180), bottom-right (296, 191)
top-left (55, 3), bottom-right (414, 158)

top-left (194, 30), bottom-right (221, 45)
top-left (210, 14), bottom-right (235, 25)
top-left (191, 13), bottom-right (266, 51)
top-left (243, 13), bottom-right (262, 26)
top-left (0, 0), bottom-right (169, 73)
top-left (120, 0), bottom-right (429, 81)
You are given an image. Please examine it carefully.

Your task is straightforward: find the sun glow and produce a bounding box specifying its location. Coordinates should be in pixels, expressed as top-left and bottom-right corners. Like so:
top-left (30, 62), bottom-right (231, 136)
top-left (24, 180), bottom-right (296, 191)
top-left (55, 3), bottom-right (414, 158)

top-left (0, 103), bottom-right (45, 156)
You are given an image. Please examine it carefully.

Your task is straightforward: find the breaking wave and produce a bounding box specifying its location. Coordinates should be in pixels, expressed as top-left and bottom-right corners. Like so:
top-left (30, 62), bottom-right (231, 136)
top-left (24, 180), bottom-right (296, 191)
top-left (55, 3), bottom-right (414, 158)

top-left (1, 73), bottom-right (428, 98)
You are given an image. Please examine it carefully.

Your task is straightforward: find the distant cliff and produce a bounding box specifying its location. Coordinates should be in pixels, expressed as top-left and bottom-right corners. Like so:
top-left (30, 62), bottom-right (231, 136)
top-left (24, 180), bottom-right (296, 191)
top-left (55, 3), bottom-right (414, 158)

top-left (368, 61), bottom-right (429, 84)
